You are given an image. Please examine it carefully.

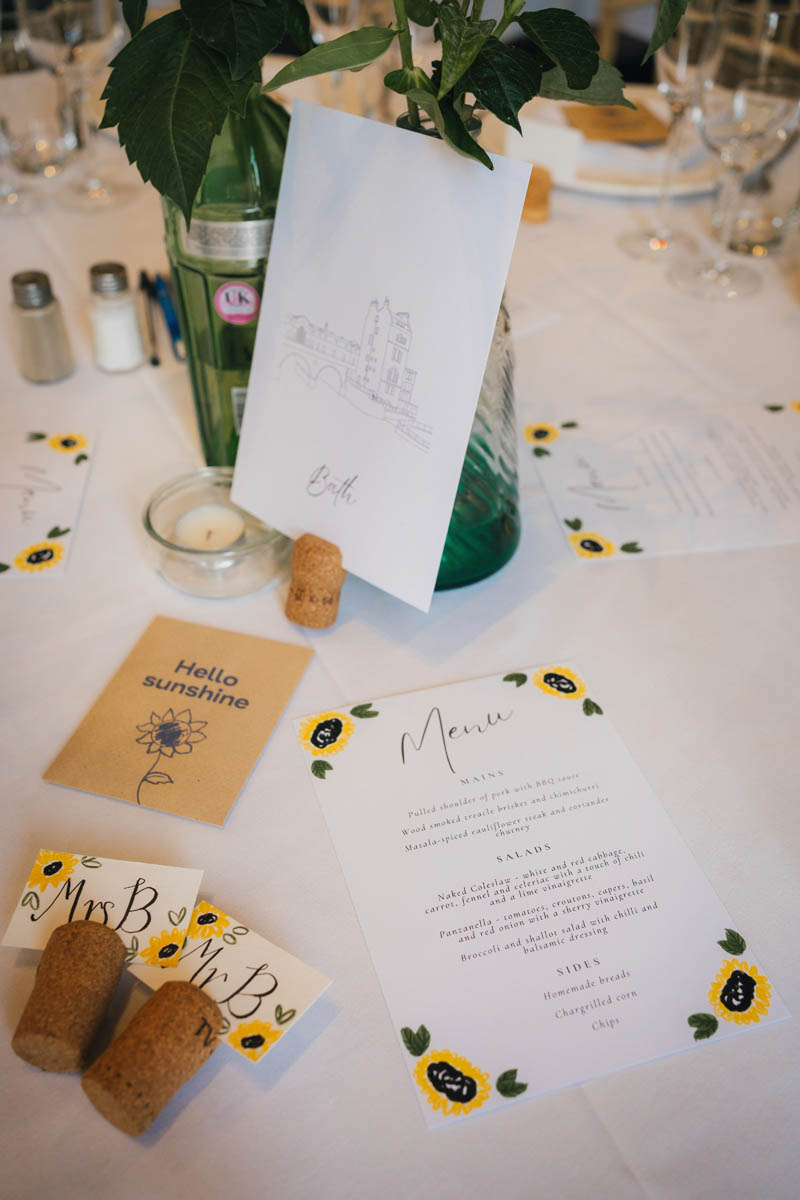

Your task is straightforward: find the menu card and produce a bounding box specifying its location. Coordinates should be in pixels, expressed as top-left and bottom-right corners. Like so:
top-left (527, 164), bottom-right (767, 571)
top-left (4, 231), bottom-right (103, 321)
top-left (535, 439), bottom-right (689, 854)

top-left (300, 668), bottom-right (787, 1129)
top-left (232, 100), bottom-right (531, 611)
top-left (527, 400), bottom-right (800, 560)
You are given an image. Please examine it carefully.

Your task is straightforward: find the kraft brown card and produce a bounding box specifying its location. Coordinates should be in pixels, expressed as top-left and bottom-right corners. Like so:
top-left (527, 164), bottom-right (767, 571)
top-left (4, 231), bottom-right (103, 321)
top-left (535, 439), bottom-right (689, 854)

top-left (44, 616), bottom-right (313, 826)
top-left (564, 102), bottom-right (669, 144)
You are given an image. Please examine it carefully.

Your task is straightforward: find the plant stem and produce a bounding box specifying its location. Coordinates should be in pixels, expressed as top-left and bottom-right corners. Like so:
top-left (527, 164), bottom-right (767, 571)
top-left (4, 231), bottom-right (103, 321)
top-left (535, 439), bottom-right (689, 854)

top-left (392, 0), bottom-right (420, 128)
top-left (495, 0), bottom-right (523, 39)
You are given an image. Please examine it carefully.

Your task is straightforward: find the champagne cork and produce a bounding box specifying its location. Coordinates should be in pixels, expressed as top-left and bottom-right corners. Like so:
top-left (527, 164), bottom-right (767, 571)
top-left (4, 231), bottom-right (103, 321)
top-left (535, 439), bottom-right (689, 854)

top-left (285, 533), bottom-right (346, 629)
top-left (12, 921), bottom-right (126, 1073)
top-left (522, 166), bottom-right (552, 223)
top-left (81, 981), bottom-right (221, 1136)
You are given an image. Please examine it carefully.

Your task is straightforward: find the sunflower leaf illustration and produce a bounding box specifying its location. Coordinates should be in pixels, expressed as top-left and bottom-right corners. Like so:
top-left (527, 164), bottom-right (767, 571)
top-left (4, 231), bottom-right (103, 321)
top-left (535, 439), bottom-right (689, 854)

top-left (47, 526), bottom-right (70, 539)
top-left (564, 518), bottom-right (582, 531)
top-left (401, 1024), bottom-right (431, 1057)
top-left (74, 453), bottom-right (88, 464)
top-left (0, 563), bottom-right (9, 573)
top-left (496, 1069), bottom-right (528, 1098)
top-left (232, 926), bottom-right (249, 936)
top-left (620, 542), bottom-right (643, 554)
top-left (717, 928), bottom-right (746, 955)
top-left (351, 702), bottom-right (379, 719)
top-left (222, 932), bottom-right (237, 944)
top-left (311, 760), bottom-right (333, 779)
top-left (503, 673), bottom-right (527, 687)
top-left (168, 907), bottom-right (187, 927)
top-left (561, 420), bottom-right (578, 428)
top-left (124, 935), bottom-right (140, 964)
top-left (219, 1017), bottom-right (230, 1036)
top-left (275, 1004), bottom-right (296, 1026)
top-left (688, 1013), bottom-right (718, 1041)
top-left (533, 446), bottom-right (550, 457)
top-left (21, 891), bottom-right (40, 910)
top-left (146, 770), bottom-right (174, 784)
top-left (80, 856), bottom-right (102, 868)
top-left (582, 698), bottom-right (603, 716)
top-left (764, 405), bottom-right (784, 412)
top-left (27, 432), bottom-right (47, 441)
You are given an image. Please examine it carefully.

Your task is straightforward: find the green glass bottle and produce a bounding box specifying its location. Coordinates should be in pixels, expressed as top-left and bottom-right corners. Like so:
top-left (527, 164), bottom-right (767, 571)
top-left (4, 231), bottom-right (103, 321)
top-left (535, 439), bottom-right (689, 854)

top-left (162, 91), bottom-right (288, 466)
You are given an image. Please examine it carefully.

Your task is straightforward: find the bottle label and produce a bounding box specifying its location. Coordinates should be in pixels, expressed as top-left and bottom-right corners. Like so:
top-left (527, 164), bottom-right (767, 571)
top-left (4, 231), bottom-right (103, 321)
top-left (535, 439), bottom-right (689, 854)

top-left (180, 218), bottom-right (273, 262)
top-left (214, 281), bottom-right (260, 326)
top-left (231, 386), bottom-right (248, 433)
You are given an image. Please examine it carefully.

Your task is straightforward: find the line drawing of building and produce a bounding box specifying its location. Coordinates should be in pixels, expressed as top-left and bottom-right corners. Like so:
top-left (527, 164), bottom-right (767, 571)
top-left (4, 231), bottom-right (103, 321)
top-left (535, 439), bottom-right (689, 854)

top-left (280, 298), bottom-right (432, 452)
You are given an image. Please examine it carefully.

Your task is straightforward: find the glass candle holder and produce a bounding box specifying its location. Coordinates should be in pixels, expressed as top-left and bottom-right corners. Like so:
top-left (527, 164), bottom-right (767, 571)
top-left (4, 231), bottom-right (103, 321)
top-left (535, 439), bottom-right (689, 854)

top-left (143, 467), bottom-right (290, 598)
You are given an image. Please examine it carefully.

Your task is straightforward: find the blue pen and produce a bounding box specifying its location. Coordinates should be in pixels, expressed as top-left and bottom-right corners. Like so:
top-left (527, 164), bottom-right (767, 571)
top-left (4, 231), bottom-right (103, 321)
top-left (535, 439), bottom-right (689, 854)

top-left (153, 273), bottom-right (186, 361)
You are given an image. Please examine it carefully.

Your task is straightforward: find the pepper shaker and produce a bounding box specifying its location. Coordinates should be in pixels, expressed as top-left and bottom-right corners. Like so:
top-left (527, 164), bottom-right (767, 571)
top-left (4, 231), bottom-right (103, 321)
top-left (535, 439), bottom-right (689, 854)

top-left (10, 271), bottom-right (74, 383)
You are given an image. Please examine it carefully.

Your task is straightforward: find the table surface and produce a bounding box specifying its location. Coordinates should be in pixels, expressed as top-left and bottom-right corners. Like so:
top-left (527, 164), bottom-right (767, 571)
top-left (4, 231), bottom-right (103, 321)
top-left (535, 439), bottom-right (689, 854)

top-left (1, 115), bottom-right (799, 1200)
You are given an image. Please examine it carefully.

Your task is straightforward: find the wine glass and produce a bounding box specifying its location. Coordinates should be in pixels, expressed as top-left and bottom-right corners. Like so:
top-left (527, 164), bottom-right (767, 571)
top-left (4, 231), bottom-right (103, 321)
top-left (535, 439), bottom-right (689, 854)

top-left (618, 0), bottom-right (722, 261)
top-left (669, 2), bottom-right (800, 299)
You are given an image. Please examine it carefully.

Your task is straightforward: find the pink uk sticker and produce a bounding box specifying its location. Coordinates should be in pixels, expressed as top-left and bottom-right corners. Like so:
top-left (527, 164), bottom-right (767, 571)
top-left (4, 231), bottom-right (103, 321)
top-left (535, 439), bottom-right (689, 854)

top-left (214, 281), bottom-right (260, 325)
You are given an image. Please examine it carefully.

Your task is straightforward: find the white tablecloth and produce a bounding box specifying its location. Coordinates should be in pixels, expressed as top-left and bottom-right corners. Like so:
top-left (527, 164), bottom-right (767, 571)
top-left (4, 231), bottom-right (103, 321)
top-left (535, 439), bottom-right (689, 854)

top-left (1, 131), bottom-right (799, 1200)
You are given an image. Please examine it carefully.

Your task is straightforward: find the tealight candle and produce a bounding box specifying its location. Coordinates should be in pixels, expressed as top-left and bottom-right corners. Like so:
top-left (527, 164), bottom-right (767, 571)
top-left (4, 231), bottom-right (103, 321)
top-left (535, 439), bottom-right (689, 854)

top-left (173, 503), bottom-right (245, 551)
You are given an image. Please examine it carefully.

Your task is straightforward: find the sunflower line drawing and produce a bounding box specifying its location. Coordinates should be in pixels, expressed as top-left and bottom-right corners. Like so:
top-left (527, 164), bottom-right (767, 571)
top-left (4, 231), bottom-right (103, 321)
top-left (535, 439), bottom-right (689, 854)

top-left (134, 707), bottom-right (207, 805)
top-left (401, 1022), bottom-right (527, 1118)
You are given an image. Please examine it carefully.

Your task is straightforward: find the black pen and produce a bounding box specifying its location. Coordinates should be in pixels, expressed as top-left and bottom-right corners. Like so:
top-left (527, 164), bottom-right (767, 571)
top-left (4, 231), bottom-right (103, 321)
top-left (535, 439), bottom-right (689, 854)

top-left (138, 270), bottom-right (160, 367)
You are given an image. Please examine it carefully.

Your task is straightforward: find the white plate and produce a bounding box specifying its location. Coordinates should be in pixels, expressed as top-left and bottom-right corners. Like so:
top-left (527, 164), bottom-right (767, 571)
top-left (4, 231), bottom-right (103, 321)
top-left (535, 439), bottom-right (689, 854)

top-left (558, 161), bottom-right (717, 198)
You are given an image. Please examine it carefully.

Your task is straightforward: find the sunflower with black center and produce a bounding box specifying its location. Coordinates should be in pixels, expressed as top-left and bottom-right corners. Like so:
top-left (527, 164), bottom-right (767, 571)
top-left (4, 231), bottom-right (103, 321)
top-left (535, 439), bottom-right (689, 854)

top-left (136, 708), bottom-right (207, 757)
top-left (531, 666), bottom-right (587, 701)
top-left (48, 433), bottom-right (87, 453)
top-left (413, 1049), bottom-right (491, 1118)
top-left (230, 1019), bottom-right (283, 1062)
top-left (791, 401), bottom-right (800, 414)
top-left (140, 928), bottom-right (184, 967)
top-left (298, 711), bottom-right (355, 758)
top-left (524, 423), bottom-right (559, 445)
top-left (14, 541), bottom-right (64, 573)
top-left (187, 901), bottom-right (230, 940)
top-left (568, 531), bottom-right (615, 558)
top-left (708, 957), bottom-right (771, 1026)
top-left (26, 850), bottom-right (79, 893)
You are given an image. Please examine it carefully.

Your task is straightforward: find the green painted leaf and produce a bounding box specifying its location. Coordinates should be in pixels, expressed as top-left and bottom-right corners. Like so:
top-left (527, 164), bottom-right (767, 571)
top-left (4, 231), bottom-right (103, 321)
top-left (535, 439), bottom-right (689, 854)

top-left (406, 0), bottom-right (438, 26)
top-left (517, 9), bottom-right (598, 91)
top-left (311, 760), bottom-right (333, 779)
top-left (100, 10), bottom-right (255, 223)
top-left (620, 542), bottom-right (643, 554)
top-left (80, 856), bottom-right (102, 868)
top-left (643, 0), bottom-right (689, 63)
top-left (21, 891), bottom-right (40, 910)
top-left (540, 58), bottom-right (633, 109)
top-left (462, 40), bottom-right (543, 133)
top-left (561, 420), bottom-right (578, 428)
top-left (688, 1012), bottom-right (718, 1040)
top-left (0, 564), bottom-right (9, 573)
top-left (124, 934), bottom-right (140, 964)
top-left (181, 0), bottom-right (285, 80)
top-left (219, 1017), bottom-right (231, 1035)
top-left (405, 89), bottom-right (493, 169)
top-left (764, 405), bottom-right (784, 412)
top-left (47, 526), bottom-right (70, 539)
top-left (717, 929), bottom-right (746, 955)
top-left (122, 0), bottom-right (147, 36)
top-left (281, 0), bottom-right (313, 53)
top-left (351, 702), bottom-right (379, 719)
top-left (400, 1024), bottom-right (431, 1056)
top-left (27, 432), bottom-right (47, 441)
top-left (496, 1068), bottom-right (528, 1098)
top-left (533, 446), bottom-right (550, 457)
top-left (503, 673), bottom-right (527, 687)
top-left (384, 67), bottom-right (435, 96)
top-left (222, 932), bottom-right (237, 944)
top-left (437, 7), bottom-right (494, 99)
top-left (583, 698), bottom-right (603, 716)
top-left (564, 518), bottom-right (582, 530)
top-left (168, 907), bottom-right (187, 927)
top-left (232, 925), bottom-right (250, 936)
top-left (74, 453), bottom-right (88, 464)
top-left (275, 1003), bottom-right (296, 1025)
top-left (263, 27), bottom-right (398, 93)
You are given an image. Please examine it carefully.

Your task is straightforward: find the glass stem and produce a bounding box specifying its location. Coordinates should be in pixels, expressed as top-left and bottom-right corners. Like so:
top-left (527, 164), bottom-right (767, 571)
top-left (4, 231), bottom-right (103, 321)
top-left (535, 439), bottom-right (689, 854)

top-left (653, 101), bottom-right (686, 240)
top-left (63, 63), bottom-right (99, 186)
top-left (711, 164), bottom-right (743, 274)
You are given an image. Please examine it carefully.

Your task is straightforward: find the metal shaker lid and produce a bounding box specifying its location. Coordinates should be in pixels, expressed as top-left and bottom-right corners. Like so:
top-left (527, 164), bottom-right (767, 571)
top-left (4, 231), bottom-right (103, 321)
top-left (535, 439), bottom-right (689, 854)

top-left (90, 261), bottom-right (129, 295)
top-left (11, 270), bottom-right (54, 309)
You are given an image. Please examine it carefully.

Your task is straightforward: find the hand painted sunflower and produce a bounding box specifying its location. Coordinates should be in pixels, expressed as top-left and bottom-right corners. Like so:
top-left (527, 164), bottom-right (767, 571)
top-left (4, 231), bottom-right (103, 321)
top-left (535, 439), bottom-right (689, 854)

top-left (14, 541), bottom-right (64, 572)
top-left (187, 901), bottom-right (230, 940)
top-left (26, 850), bottom-right (79, 892)
top-left (568, 531), bottom-right (615, 558)
top-left (48, 433), bottom-right (87, 452)
top-left (298, 711), bottom-right (355, 757)
top-left (790, 401), bottom-right (800, 414)
top-left (139, 928), bottom-right (184, 967)
top-left (229, 1019), bottom-right (283, 1062)
top-left (531, 666), bottom-right (587, 701)
top-left (524, 423), bottom-right (559, 444)
top-left (708, 957), bottom-right (771, 1026)
top-left (414, 1049), bottom-right (491, 1118)
top-left (136, 708), bottom-right (207, 757)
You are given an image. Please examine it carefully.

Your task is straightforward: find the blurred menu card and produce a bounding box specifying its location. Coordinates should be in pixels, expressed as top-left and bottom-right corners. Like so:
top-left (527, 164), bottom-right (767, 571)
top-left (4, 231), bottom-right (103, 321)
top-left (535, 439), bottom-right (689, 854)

top-left (528, 399), bottom-right (800, 560)
top-left (301, 667), bottom-right (787, 1129)
top-left (233, 100), bottom-right (530, 611)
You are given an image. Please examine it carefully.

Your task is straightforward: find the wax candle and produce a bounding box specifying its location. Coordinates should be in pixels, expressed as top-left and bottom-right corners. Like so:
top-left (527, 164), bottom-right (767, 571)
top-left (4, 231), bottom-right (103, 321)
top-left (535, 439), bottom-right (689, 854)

top-left (173, 503), bottom-right (245, 550)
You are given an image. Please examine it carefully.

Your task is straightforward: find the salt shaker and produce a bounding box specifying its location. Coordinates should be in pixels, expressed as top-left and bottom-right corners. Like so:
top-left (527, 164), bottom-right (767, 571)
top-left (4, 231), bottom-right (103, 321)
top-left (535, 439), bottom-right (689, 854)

top-left (10, 270), bottom-right (74, 383)
top-left (88, 262), bottom-right (145, 373)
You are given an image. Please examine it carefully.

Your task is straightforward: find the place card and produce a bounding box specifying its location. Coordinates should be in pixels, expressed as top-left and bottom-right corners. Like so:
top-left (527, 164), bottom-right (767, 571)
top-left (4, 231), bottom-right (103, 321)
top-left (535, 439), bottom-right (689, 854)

top-left (44, 616), bottom-right (313, 825)
top-left (0, 427), bottom-right (93, 578)
top-left (131, 902), bottom-right (331, 1063)
top-left (526, 399), bottom-right (800, 560)
top-left (2, 849), bottom-right (202, 968)
top-left (299, 668), bottom-right (787, 1129)
top-left (232, 100), bottom-right (531, 612)
top-left (564, 102), bottom-right (668, 143)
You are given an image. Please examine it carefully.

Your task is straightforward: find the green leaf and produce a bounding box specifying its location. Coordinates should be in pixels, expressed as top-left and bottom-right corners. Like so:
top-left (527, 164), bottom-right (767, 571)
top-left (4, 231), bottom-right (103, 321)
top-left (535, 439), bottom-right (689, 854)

top-left (281, 0), bottom-right (313, 53)
top-left (496, 1068), bottom-right (528, 1098)
top-left (74, 453), bottom-right (88, 465)
top-left (400, 1024), bottom-right (431, 1056)
top-left (263, 27), bottom-right (398, 92)
top-left (351, 702), bottom-right (379, 718)
top-left (503, 673), bottom-right (527, 687)
top-left (101, 10), bottom-right (255, 223)
top-left (181, 0), bottom-right (285, 80)
top-left (222, 931), bottom-right (237, 944)
top-left (405, 89), bottom-right (493, 169)
top-left (564, 518), bottom-right (582, 530)
top-left (0, 564), bottom-right (9, 573)
top-left (533, 446), bottom-right (550, 457)
top-left (717, 929), bottom-right (746, 955)
top-left (516, 9), bottom-right (598, 91)
top-left (231, 925), bottom-right (249, 935)
top-left (583, 698), bottom-right (603, 716)
top-left (168, 907), bottom-right (187, 926)
top-left (27, 432), bottom-right (47, 441)
top-left (275, 1003), bottom-right (296, 1025)
top-left (219, 1017), bottom-right (231, 1035)
top-left (436, 7), bottom-right (494, 99)
top-left (620, 542), bottom-right (643, 554)
top-left (406, 0), bottom-right (439, 26)
top-left (643, 0), bottom-right (689, 63)
top-left (688, 1012), bottom-right (718, 1041)
top-left (47, 526), bottom-right (70, 539)
top-left (124, 934), bottom-right (140, 964)
top-left (384, 67), bottom-right (435, 96)
top-left (561, 420), bottom-right (578, 428)
top-left (764, 405), bottom-right (784, 412)
top-left (80, 856), bottom-right (102, 868)
top-left (21, 891), bottom-right (40, 910)
top-left (539, 59), bottom-right (633, 109)
top-left (462, 40), bottom-right (543, 133)
top-left (311, 760), bottom-right (333, 779)
top-left (122, 0), bottom-right (147, 36)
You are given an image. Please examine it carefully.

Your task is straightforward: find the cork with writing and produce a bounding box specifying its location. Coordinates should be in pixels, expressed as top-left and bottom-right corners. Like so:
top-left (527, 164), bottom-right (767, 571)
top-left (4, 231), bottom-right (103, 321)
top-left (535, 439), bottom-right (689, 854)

top-left (43, 616), bottom-right (313, 825)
